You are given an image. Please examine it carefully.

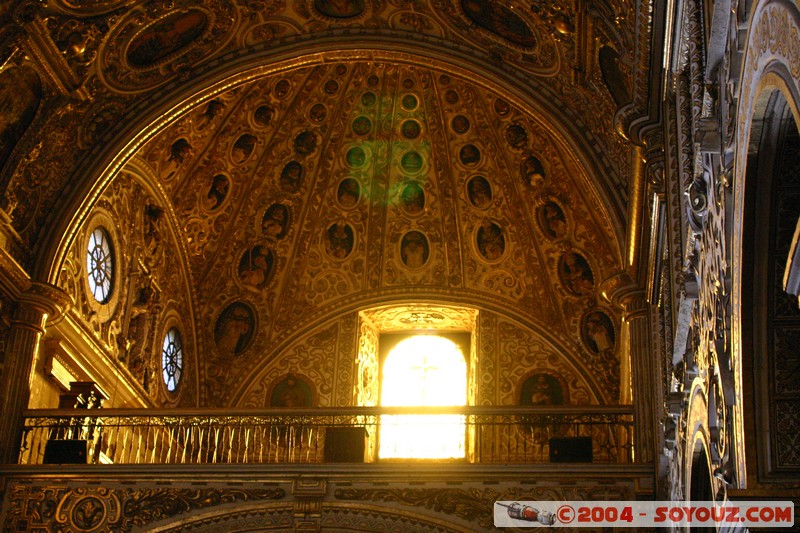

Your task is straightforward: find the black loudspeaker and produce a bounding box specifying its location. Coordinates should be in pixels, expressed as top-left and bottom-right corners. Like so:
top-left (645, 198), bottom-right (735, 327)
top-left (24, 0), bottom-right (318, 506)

top-left (43, 439), bottom-right (88, 464)
top-left (324, 427), bottom-right (367, 463)
top-left (549, 436), bottom-right (592, 463)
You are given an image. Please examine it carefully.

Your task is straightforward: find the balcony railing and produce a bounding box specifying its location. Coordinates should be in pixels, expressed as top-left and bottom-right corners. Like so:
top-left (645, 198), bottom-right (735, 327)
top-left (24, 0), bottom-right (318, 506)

top-left (18, 406), bottom-right (634, 466)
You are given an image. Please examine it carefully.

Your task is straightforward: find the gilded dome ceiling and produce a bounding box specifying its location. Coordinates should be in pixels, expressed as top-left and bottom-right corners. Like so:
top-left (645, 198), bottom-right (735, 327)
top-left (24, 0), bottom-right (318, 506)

top-left (85, 59), bottom-right (622, 404)
top-left (4, 0), bottom-right (651, 407)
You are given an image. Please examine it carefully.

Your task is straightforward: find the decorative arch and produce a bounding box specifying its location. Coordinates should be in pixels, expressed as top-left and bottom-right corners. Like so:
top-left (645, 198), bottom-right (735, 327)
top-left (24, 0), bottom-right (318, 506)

top-left (33, 45), bottom-right (625, 286)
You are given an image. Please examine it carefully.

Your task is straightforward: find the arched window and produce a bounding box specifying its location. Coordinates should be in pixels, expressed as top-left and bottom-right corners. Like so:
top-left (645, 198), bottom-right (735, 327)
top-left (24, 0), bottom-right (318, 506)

top-left (161, 328), bottom-right (184, 392)
top-left (86, 227), bottom-right (114, 303)
top-left (379, 335), bottom-right (467, 459)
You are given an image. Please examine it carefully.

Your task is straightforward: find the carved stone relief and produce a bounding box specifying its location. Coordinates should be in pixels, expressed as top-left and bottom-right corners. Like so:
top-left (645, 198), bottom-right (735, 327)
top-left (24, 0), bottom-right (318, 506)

top-left (1, 482), bottom-right (285, 532)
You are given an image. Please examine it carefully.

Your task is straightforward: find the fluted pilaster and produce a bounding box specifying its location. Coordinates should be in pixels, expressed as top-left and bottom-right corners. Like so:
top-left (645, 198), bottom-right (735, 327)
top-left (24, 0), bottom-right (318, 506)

top-left (0, 282), bottom-right (71, 464)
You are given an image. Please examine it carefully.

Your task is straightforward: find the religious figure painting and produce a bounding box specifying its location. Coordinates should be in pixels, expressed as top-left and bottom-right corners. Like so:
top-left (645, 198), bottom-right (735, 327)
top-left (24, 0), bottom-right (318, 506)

top-left (581, 310), bottom-right (616, 356)
top-left (202, 174), bottom-right (229, 211)
top-left (337, 178), bottom-right (361, 208)
top-left (402, 94), bottom-right (418, 110)
top-left (558, 252), bottom-right (594, 296)
top-left (521, 154), bottom-right (546, 186)
top-left (232, 133), bottom-right (257, 163)
top-left (346, 146), bottom-right (366, 168)
top-left (476, 221), bottom-right (505, 261)
top-left (401, 231), bottom-right (429, 268)
top-left (494, 98), bottom-right (510, 116)
top-left (127, 9), bottom-right (208, 68)
top-left (401, 119), bottom-right (421, 139)
top-left (253, 105), bottom-right (274, 128)
top-left (164, 138), bottom-right (192, 180)
top-left (400, 182), bottom-right (425, 215)
top-left (451, 115), bottom-right (470, 134)
top-left (506, 124), bottom-right (528, 149)
top-left (274, 79), bottom-right (291, 98)
top-left (460, 0), bottom-right (537, 48)
top-left (401, 151), bottom-right (423, 173)
top-left (0, 66), bottom-right (42, 168)
top-left (214, 302), bottom-right (255, 357)
top-left (326, 223), bottom-right (354, 259)
top-left (280, 161), bottom-right (304, 192)
top-left (520, 373), bottom-right (565, 406)
top-left (294, 131), bottom-right (317, 155)
top-left (467, 176), bottom-right (492, 208)
top-left (313, 0), bottom-right (365, 19)
top-left (361, 92), bottom-right (376, 106)
top-left (459, 144), bottom-right (481, 166)
top-left (352, 116), bottom-right (371, 136)
top-left (261, 204), bottom-right (289, 240)
top-left (196, 99), bottom-right (225, 131)
top-left (324, 80), bottom-right (339, 94)
top-left (309, 103), bottom-right (327, 122)
top-left (269, 375), bottom-right (314, 407)
top-left (238, 245), bottom-right (275, 289)
top-left (537, 201), bottom-right (567, 239)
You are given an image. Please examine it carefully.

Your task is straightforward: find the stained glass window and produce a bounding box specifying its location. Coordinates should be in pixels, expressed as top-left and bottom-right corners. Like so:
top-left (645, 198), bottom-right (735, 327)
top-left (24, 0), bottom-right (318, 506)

top-left (86, 227), bottom-right (113, 303)
top-left (162, 328), bottom-right (183, 392)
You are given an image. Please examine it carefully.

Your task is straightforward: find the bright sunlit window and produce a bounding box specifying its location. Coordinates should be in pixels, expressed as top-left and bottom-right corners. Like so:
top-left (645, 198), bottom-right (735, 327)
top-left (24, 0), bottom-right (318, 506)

top-left (86, 227), bottom-right (114, 304)
top-left (379, 335), bottom-right (467, 459)
top-left (161, 328), bottom-right (183, 392)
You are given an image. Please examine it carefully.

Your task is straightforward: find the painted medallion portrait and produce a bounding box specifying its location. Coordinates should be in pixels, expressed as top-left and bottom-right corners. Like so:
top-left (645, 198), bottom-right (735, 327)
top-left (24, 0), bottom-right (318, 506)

top-left (451, 115), bottom-right (470, 134)
top-left (313, 0), bottom-right (365, 19)
top-left (327, 223), bottom-right (354, 259)
top-left (294, 131), bottom-right (318, 155)
top-left (337, 178), bottom-right (361, 208)
top-left (280, 161), bottom-right (304, 192)
top-left (203, 174), bottom-right (229, 211)
top-left (270, 375), bottom-right (314, 407)
top-left (346, 146), bottom-right (367, 168)
top-left (401, 231), bottom-right (429, 269)
top-left (261, 204), bottom-right (289, 241)
top-left (537, 201), bottom-right (567, 239)
top-left (520, 373), bottom-right (565, 406)
top-left (521, 154), bottom-right (546, 186)
top-left (460, 0), bottom-right (537, 48)
top-left (127, 9), bottom-right (208, 68)
top-left (506, 124), bottom-right (528, 149)
top-left (352, 116), bottom-right (371, 136)
top-left (253, 105), bottom-right (274, 128)
top-left (239, 245), bottom-right (275, 289)
top-left (558, 252), bottom-right (594, 296)
top-left (401, 151), bottom-right (423, 173)
top-left (309, 103), bottom-right (327, 122)
top-left (401, 119), bottom-right (421, 139)
top-left (581, 310), bottom-right (616, 355)
top-left (214, 302), bottom-right (255, 357)
top-left (274, 79), bottom-right (291, 98)
top-left (459, 144), bottom-right (481, 166)
top-left (467, 176), bottom-right (492, 209)
top-left (400, 182), bottom-right (425, 215)
top-left (196, 99), bottom-right (225, 130)
top-left (476, 221), bottom-right (505, 261)
top-left (232, 133), bottom-right (257, 163)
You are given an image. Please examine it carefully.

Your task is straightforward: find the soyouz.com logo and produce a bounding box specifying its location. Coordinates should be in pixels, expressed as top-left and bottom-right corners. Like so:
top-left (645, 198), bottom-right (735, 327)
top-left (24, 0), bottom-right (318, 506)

top-left (493, 501), bottom-right (795, 528)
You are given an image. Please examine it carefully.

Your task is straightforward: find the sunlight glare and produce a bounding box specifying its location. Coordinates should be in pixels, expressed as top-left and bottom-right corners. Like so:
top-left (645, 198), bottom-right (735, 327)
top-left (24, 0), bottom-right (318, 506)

top-left (379, 335), bottom-right (467, 459)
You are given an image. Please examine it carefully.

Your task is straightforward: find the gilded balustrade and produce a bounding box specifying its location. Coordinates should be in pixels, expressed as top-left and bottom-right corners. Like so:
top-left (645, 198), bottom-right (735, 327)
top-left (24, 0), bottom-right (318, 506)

top-left (18, 406), bottom-right (634, 466)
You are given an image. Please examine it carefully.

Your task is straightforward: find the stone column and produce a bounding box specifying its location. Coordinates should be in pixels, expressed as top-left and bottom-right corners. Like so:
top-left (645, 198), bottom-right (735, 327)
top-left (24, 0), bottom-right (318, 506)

top-left (623, 294), bottom-right (655, 464)
top-left (602, 274), bottom-right (656, 465)
top-left (0, 282), bottom-right (70, 464)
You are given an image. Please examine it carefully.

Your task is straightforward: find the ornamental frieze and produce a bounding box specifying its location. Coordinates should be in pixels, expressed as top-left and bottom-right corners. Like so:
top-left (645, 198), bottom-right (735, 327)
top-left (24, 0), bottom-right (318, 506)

top-left (2, 484), bottom-right (285, 532)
